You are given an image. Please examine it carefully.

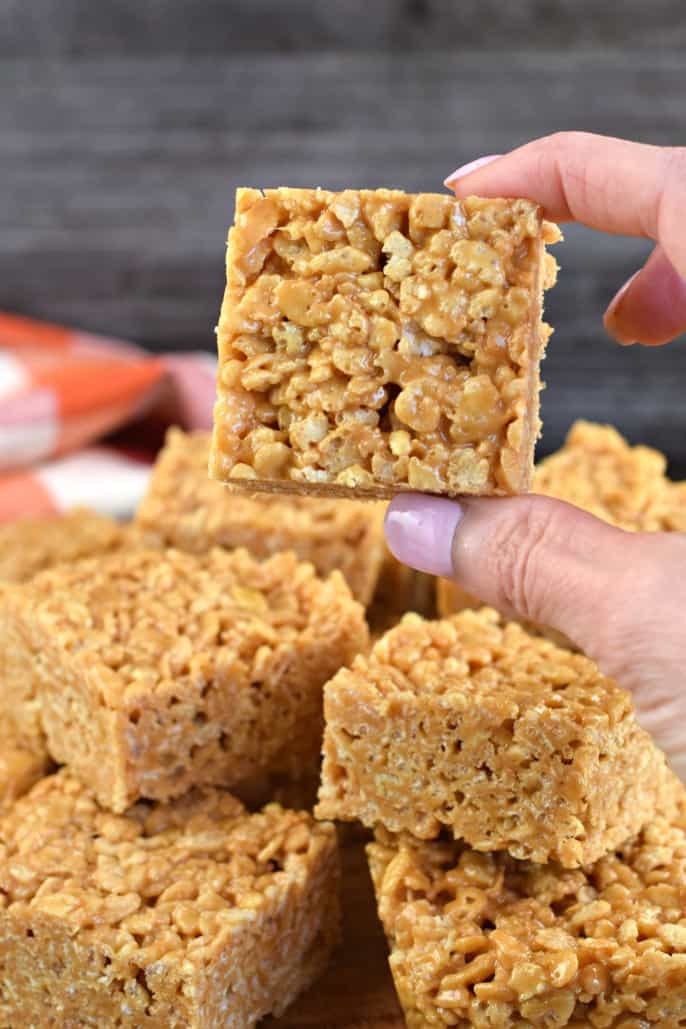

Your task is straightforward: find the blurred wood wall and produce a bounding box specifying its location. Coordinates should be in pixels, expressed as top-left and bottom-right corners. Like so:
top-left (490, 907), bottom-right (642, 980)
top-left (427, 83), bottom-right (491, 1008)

top-left (2, 0), bottom-right (685, 467)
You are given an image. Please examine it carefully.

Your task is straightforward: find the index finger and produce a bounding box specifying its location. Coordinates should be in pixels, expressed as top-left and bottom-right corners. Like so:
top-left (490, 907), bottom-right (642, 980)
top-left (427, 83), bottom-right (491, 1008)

top-left (445, 132), bottom-right (686, 277)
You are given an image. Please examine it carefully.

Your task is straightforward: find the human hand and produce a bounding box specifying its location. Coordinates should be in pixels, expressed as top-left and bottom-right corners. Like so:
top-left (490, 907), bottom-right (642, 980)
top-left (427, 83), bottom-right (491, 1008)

top-left (385, 133), bottom-right (686, 776)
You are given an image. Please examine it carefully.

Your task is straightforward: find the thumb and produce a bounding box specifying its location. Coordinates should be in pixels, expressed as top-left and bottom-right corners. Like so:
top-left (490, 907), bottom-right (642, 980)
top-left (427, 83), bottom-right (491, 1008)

top-left (385, 492), bottom-right (686, 779)
top-left (384, 493), bottom-right (682, 678)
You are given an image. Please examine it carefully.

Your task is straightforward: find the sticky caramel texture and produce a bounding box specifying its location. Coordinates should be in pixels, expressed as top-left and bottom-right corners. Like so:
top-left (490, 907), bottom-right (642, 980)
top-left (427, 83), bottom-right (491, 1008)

top-left (2, 547), bottom-right (367, 812)
top-left (211, 188), bottom-right (560, 499)
top-left (0, 771), bottom-right (339, 1028)
top-left (368, 786), bottom-right (686, 1028)
top-left (136, 427), bottom-right (386, 605)
top-left (316, 609), bottom-right (674, 868)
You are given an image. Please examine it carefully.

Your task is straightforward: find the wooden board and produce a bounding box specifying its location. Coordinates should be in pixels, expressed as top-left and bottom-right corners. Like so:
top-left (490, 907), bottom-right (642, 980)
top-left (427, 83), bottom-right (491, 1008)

top-left (271, 835), bottom-right (404, 1028)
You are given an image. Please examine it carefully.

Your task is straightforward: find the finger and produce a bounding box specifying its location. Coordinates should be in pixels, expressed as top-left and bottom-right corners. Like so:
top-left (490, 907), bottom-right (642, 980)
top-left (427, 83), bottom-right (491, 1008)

top-left (604, 245), bottom-right (686, 346)
top-left (385, 492), bottom-right (653, 664)
top-left (445, 132), bottom-right (686, 279)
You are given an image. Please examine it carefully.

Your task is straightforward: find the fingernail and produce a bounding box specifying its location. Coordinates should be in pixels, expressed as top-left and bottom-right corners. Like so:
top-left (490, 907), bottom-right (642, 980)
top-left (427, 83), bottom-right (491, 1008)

top-left (605, 271), bottom-right (639, 346)
top-left (384, 494), bottom-right (463, 578)
top-left (444, 154), bottom-right (502, 187)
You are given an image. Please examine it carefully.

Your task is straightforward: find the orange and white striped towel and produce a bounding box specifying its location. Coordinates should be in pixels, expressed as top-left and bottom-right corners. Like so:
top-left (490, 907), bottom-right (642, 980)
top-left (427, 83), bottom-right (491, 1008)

top-left (0, 312), bottom-right (216, 523)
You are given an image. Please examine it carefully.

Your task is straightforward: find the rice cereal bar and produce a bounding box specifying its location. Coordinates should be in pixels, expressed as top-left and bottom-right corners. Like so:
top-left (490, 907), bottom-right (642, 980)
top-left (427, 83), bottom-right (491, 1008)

top-left (0, 508), bottom-right (132, 758)
top-left (0, 771), bottom-right (339, 1029)
top-left (2, 547), bottom-right (367, 812)
top-left (135, 427), bottom-right (386, 606)
top-left (316, 609), bottom-right (673, 868)
top-left (0, 507), bottom-right (127, 584)
top-left (367, 789), bottom-right (686, 1028)
top-left (210, 188), bottom-right (560, 499)
top-left (0, 725), bottom-right (50, 816)
top-left (534, 420), bottom-right (679, 531)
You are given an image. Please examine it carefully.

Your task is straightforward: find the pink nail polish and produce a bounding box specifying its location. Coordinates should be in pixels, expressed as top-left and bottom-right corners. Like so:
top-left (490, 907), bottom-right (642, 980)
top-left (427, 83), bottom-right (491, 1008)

top-left (384, 494), bottom-right (463, 578)
top-left (605, 271), bottom-right (640, 346)
top-left (444, 154), bottom-right (502, 187)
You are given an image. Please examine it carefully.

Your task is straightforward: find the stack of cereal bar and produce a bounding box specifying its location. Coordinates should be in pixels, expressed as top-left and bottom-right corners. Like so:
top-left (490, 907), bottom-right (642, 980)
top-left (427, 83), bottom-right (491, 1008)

top-left (0, 509), bottom-right (135, 816)
top-left (207, 185), bottom-right (686, 1026)
top-left (4, 181), bottom-right (685, 1026)
top-left (317, 608), bottom-right (686, 1026)
top-left (0, 501), bottom-right (369, 1024)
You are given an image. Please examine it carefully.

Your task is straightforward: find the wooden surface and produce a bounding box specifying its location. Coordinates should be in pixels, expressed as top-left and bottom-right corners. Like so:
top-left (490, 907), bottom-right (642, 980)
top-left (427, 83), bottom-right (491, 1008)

top-left (271, 835), bottom-right (404, 1029)
top-left (1, 1), bottom-right (685, 472)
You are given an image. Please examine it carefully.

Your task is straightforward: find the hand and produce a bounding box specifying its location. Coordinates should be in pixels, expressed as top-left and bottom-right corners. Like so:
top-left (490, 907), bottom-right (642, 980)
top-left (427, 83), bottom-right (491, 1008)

top-left (385, 133), bottom-right (686, 777)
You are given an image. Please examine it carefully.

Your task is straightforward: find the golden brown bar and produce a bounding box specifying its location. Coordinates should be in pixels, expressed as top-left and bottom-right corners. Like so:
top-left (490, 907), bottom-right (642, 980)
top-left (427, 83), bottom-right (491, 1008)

top-left (0, 771), bottom-right (339, 1029)
top-left (368, 787), bottom-right (686, 1028)
top-left (534, 420), bottom-right (675, 530)
top-left (210, 188), bottom-right (560, 499)
top-left (136, 427), bottom-right (386, 605)
top-left (0, 507), bottom-right (126, 584)
top-left (316, 609), bottom-right (673, 868)
top-left (0, 508), bottom-right (134, 758)
top-left (4, 546), bottom-right (367, 812)
top-left (0, 725), bottom-right (50, 815)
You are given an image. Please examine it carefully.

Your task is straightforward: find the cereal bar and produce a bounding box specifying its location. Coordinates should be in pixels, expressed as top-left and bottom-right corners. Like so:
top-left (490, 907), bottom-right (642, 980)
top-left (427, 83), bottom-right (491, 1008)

top-left (534, 420), bottom-right (676, 530)
top-left (3, 546), bottom-right (367, 812)
top-left (367, 787), bottom-right (686, 1028)
top-left (210, 188), bottom-right (560, 499)
top-left (0, 509), bottom-right (135, 756)
top-left (0, 726), bottom-right (49, 816)
top-left (0, 507), bottom-right (126, 584)
top-left (0, 771), bottom-right (339, 1028)
top-left (136, 427), bottom-right (386, 605)
top-left (316, 609), bottom-right (673, 868)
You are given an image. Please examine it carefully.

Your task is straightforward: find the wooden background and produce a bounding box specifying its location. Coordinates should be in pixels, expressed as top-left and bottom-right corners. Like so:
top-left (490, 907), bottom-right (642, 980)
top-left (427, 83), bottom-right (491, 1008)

top-left (1, 0), bottom-right (685, 473)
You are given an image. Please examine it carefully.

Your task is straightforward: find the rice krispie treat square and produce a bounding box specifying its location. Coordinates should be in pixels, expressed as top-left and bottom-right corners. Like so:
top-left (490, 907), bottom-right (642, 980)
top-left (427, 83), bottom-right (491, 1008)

top-left (136, 427), bottom-right (386, 606)
top-left (0, 725), bottom-right (50, 816)
top-left (533, 420), bottom-right (673, 531)
top-left (316, 609), bottom-right (673, 868)
top-left (0, 507), bottom-right (127, 584)
top-left (2, 547), bottom-right (367, 812)
top-left (367, 785), bottom-right (686, 1028)
top-left (0, 771), bottom-right (339, 1029)
top-left (0, 509), bottom-right (134, 758)
top-left (210, 188), bottom-right (560, 499)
